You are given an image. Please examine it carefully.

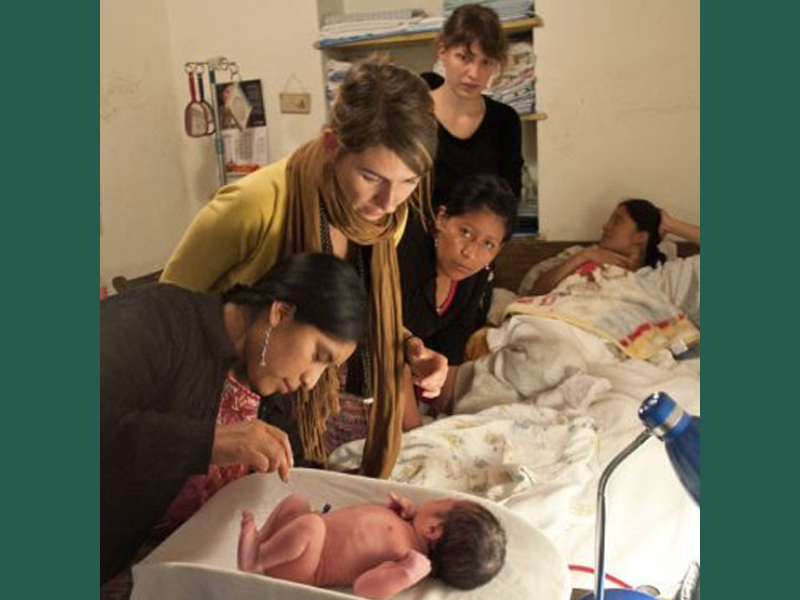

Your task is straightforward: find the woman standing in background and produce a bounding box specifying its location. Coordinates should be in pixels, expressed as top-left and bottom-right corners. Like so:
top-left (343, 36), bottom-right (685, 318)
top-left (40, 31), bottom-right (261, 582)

top-left (429, 4), bottom-right (524, 206)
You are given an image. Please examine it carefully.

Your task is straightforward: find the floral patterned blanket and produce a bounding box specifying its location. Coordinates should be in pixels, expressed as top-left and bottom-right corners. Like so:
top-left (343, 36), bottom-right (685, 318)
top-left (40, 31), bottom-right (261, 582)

top-left (507, 262), bottom-right (699, 359)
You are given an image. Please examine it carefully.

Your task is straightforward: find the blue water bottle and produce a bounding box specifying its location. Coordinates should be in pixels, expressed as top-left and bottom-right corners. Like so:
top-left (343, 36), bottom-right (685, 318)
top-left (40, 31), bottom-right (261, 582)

top-left (638, 392), bottom-right (700, 505)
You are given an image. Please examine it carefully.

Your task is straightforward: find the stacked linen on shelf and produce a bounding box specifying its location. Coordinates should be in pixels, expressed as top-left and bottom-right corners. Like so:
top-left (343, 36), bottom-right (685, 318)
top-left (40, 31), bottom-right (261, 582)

top-left (325, 59), bottom-right (352, 107)
top-left (486, 40), bottom-right (536, 114)
top-left (323, 9), bottom-right (423, 26)
top-left (404, 15), bottom-right (446, 34)
top-left (443, 0), bottom-right (534, 22)
top-left (317, 8), bottom-right (442, 47)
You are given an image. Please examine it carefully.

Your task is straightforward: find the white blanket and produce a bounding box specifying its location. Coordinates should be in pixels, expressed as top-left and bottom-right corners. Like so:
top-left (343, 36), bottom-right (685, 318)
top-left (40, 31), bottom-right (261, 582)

top-left (132, 470), bottom-right (570, 600)
top-left (330, 403), bottom-right (598, 543)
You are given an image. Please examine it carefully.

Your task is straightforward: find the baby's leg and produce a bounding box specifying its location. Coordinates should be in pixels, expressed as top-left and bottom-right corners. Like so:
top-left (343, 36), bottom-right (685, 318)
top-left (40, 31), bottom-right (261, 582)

top-left (254, 513), bottom-right (326, 584)
top-left (238, 494), bottom-right (311, 572)
top-left (238, 511), bottom-right (261, 572)
top-left (257, 493), bottom-right (312, 542)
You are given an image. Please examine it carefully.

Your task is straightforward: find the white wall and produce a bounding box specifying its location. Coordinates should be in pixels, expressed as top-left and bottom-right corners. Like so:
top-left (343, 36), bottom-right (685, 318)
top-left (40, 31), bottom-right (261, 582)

top-left (536, 0), bottom-right (700, 240)
top-left (101, 0), bottom-right (701, 280)
top-left (101, 0), bottom-right (328, 282)
top-left (164, 0), bottom-right (328, 211)
top-left (344, 0), bottom-right (700, 240)
top-left (100, 0), bottom-right (193, 281)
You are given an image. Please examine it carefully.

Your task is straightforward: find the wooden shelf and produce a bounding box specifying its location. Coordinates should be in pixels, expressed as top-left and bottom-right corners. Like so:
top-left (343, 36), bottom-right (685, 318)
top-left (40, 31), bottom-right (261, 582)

top-left (315, 16), bottom-right (542, 51)
top-left (521, 112), bottom-right (547, 122)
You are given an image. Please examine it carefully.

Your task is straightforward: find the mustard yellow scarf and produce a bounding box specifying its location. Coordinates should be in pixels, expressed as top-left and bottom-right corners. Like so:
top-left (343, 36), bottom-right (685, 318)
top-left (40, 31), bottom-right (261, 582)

top-left (284, 137), bottom-right (423, 477)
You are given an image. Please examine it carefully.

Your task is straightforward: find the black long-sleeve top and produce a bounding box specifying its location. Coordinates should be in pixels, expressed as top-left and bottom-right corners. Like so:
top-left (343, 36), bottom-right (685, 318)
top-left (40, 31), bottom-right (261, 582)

top-left (398, 211), bottom-right (493, 365)
top-left (432, 94), bottom-right (523, 206)
top-left (100, 284), bottom-right (238, 583)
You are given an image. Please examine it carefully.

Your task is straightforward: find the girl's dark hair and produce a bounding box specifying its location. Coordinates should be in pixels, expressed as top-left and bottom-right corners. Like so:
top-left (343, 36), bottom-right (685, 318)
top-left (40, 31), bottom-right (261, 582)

top-left (441, 174), bottom-right (518, 240)
top-left (428, 501), bottom-right (507, 590)
top-left (437, 4), bottom-right (508, 63)
top-left (620, 198), bottom-right (666, 268)
top-left (222, 253), bottom-right (366, 343)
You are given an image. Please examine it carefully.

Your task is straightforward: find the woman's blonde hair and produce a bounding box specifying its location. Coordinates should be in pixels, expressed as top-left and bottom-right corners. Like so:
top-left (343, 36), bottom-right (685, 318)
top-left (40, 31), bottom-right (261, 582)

top-left (329, 54), bottom-right (438, 176)
top-left (437, 4), bottom-right (508, 63)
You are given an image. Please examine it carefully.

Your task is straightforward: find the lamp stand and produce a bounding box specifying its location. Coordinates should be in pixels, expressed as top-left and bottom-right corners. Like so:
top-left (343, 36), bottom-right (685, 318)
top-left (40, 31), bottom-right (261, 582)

top-left (589, 431), bottom-right (654, 600)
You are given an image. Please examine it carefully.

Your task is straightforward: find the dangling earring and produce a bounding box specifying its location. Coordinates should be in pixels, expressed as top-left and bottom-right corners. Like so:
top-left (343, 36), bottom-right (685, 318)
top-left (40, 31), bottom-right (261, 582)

top-left (259, 326), bottom-right (272, 367)
top-left (485, 264), bottom-right (491, 271)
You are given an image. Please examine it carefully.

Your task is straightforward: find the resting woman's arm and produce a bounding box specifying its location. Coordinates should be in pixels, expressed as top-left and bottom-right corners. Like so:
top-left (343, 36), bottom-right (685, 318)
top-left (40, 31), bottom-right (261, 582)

top-left (529, 247), bottom-right (635, 296)
top-left (660, 210), bottom-right (700, 245)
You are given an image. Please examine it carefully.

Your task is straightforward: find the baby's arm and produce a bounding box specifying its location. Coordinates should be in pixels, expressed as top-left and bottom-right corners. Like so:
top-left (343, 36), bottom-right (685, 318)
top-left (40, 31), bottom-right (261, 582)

top-left (530, 247), bottom-right (635, 295)
top-left (353, 550), bottom-right (431, 599)
top-left (386, 492), bottom-right (416, 520)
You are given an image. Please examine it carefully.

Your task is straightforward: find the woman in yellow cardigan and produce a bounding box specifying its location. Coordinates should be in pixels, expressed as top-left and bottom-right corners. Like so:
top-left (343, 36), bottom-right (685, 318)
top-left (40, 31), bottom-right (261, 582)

top-left (161, 55), bottom-right (445, 478)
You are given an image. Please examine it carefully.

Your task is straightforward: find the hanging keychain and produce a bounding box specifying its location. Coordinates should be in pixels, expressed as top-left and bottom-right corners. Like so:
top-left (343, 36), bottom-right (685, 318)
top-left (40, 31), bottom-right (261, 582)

top-left (196, 66), bottom-right (216, 136)
top-left (220, 64), bottom-right (252, 131)
top-left (184, 64), bottom-right (208, 137)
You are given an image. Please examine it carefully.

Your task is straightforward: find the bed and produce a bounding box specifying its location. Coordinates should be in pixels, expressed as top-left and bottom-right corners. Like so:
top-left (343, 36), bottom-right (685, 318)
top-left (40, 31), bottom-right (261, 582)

top-left (328, 239), bottom-right (701, 595)
top-left (132, 239), bottom-right (700, 598)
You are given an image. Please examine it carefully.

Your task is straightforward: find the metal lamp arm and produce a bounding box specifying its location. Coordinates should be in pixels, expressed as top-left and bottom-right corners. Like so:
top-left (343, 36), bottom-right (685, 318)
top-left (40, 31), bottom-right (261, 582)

top-left (593, 430), bottom-right (653, 600)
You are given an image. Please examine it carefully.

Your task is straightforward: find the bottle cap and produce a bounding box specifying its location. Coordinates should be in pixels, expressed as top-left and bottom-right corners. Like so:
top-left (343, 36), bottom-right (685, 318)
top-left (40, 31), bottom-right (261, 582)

top-left (638, 391), bottom-right (691, 440)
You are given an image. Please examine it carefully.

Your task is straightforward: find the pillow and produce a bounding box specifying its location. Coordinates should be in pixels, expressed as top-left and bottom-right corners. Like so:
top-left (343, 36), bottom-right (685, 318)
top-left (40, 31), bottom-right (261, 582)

top-left (636, 254), bottom-right (701, 327)
top-left (487, 288), bottom-right (519, 326)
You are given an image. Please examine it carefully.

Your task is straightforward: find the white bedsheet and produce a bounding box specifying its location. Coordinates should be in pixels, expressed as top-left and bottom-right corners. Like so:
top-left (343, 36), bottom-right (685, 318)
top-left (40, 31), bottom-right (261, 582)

top-left (330, 402), bottom-right (599, 544)
top-left (131, 469), bottom-right (570, 600)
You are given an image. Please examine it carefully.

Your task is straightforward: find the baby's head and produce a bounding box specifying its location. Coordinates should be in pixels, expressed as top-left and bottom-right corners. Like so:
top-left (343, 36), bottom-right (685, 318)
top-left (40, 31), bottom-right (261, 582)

top-left (415, 499), bottom-right (507, 590)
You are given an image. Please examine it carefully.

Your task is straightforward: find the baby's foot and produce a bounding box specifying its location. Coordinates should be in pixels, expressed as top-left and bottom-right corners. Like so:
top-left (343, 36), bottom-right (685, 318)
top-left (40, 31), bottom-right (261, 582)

top-left (238, 510), bottom-right (258, 572)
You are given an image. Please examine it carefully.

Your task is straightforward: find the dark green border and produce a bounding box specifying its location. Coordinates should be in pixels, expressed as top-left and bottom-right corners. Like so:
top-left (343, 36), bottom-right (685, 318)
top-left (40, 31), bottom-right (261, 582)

top-left (705, 2), bottom-right (794, 598)
top-left (4, 2), bottom-right (783, 597)
top-left (4, 3), bottom-right (97, 596)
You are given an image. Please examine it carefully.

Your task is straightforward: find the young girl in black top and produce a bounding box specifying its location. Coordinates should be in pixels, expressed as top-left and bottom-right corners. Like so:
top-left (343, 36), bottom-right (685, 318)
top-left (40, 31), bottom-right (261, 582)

top-left (398, 174), bottom-right (517, 429)
top-left (429, 4), bottom-right (524, 205)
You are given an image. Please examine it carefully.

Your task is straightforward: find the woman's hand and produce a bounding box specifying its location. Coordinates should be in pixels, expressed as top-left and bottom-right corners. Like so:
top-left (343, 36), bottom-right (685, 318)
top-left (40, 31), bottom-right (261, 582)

top-left (582, 247), bottom-right (637, 270)
top-left (659, 209), bottom-right (674, 238)
top-left (659, 209), bottom-right (700, 245)
top-left (211, 421), bottom-right (294, 483)
top-left (404, 337), bottom-right (448, 398)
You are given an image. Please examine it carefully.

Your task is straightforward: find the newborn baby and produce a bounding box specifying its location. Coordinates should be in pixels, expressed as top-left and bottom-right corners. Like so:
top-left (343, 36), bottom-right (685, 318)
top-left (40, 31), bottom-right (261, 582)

top-left (238, 491), bottom-right (506, 599)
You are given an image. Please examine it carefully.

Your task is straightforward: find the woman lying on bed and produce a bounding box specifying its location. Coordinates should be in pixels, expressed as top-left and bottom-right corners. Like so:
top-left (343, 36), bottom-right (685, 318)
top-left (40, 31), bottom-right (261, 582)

top-left (524, 199), bottom-right (700, 296)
